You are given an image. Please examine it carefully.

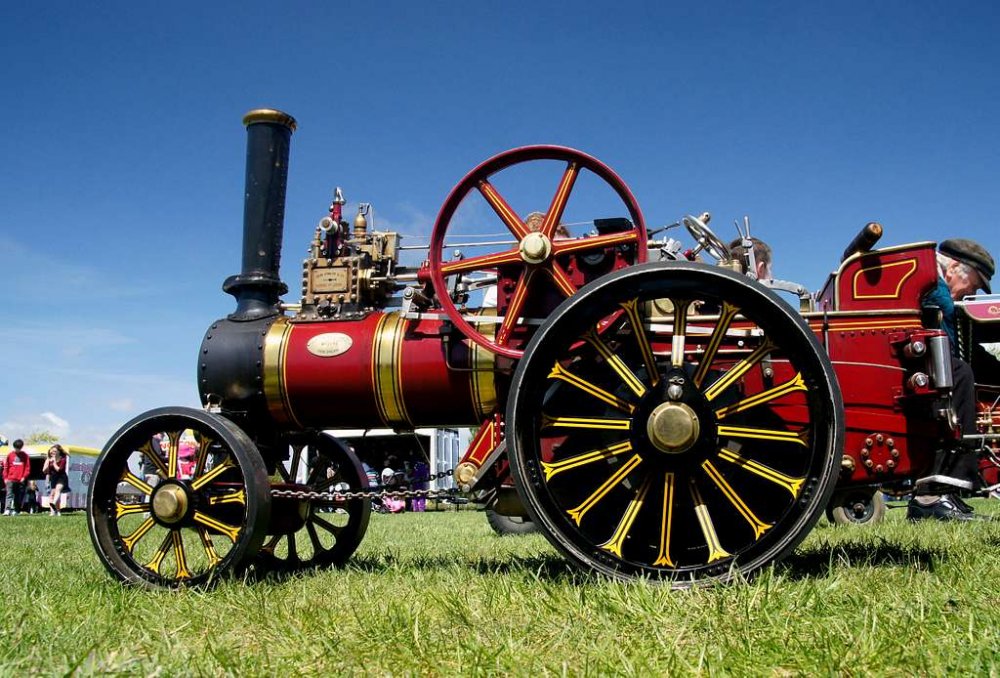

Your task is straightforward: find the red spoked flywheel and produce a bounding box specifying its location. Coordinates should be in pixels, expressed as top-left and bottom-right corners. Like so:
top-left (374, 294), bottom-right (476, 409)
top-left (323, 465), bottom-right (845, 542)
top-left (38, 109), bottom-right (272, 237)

top-left (427, 145), bottom-right (647, 359)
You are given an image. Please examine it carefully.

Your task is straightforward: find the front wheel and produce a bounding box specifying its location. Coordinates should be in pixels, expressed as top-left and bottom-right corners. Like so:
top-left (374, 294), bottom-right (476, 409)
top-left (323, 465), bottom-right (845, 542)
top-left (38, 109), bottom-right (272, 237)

top-left (88, 407), bottom-right (270, 588)
top-left (826, 489), bottom-right (886, 525)
top-left (508, 262), bottom-right (844, 585)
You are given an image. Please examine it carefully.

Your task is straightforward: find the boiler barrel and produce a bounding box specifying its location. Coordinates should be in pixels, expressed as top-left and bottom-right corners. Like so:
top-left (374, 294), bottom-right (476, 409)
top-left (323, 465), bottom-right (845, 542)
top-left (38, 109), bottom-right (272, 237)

top-left (262, 312), bottom-right (497, 429)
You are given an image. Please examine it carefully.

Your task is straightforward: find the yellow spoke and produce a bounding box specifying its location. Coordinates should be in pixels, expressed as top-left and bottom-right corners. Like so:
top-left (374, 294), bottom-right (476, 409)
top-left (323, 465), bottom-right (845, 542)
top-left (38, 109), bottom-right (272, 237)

top-left (115, 501), bottom-right (150, 519)
top-left (190, 456), bottom-right (237, 490)
top-left (138, 440), bottom-right (168, 478)
top-left (198, 528), bottom-right (223, 567)
top-left (717, 425), bottom-right (809, 447)
top-left (172, 530), bottom-right (192, 579)
top-left (702, 461), bottom-right (772, 539)
top-left (541, 441), bottom-right (634, 481)
top-left (703, 339), bottom-right (777, 402)
top-left (599, 474), bottom-right (653, 557)
top-left (208, 489), bottom-right (247, 506)
top-left (621, 298), bottom-right (660, 386)
top-left (671, 299), bottom-right (692, 367)
top-left (714, 372), bottom-right (808, 420)
top-left (652, 472), bottom-right (677, 567)
top-left (193, 511), bottom-right (242, 543)
top-left (692, 301), bottom-right (741, 387)
top-left (194, 435), bottom-right (215, 478)
top-left (583, 328), bottom-right (646, 397)
top-left (689, 479), bottom-right (731, 563)
top-left (566, 454), bottom-right (643, 526)
top-left (120, 517), bottom-right (156, 554)
top-left (718, 448), bottom-right (805, 498)
top-left (165, 431), bottom-right (181, 479)
top-left (547, 362), bottom-right (636, 414)
top-left (119, 470), bottom-right (154, 495)
top-left (541, 415), bottom-right (632, 431)
top-left (145, 533), bottom-right (173, 574)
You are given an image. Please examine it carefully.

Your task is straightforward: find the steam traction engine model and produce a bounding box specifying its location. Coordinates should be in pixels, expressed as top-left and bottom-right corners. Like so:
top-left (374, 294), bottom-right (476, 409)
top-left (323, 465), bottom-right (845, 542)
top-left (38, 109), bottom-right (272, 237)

top-left (87, 110), bottom-right (995, 588)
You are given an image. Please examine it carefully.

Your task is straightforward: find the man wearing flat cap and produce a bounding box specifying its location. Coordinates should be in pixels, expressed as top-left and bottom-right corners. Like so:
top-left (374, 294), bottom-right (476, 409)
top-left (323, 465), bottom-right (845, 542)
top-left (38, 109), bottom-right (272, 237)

top-left (909, 238), bottom-right (996, 521)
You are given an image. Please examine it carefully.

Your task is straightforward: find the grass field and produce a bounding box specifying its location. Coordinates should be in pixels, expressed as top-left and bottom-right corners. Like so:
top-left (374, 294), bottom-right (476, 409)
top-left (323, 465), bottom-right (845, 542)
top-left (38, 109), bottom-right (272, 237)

top-left (1, 501), bottom-right (999, 675)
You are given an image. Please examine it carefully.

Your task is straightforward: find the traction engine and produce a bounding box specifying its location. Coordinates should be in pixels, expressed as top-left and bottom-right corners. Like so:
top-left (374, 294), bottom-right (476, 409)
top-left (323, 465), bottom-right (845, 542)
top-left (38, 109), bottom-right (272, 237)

top-left (87, 109), bottom-right (980, 588)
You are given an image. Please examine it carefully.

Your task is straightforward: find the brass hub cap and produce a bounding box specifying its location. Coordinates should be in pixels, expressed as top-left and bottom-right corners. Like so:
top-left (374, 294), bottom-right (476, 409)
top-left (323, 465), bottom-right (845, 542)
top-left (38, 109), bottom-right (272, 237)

top-left (646, 402), bottom-right (701, 454)
top-left (151, 485), bottom-right (189, 525)
top-left (519, 232), bottom-right (552, 264)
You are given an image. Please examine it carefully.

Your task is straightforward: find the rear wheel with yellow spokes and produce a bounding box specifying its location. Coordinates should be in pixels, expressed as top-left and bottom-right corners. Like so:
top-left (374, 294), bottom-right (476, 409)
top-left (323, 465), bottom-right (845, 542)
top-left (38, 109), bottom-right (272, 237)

top-left (508, 262), bottom-right (843, 585)
top-left (87, 407), bottom-right (270, 588)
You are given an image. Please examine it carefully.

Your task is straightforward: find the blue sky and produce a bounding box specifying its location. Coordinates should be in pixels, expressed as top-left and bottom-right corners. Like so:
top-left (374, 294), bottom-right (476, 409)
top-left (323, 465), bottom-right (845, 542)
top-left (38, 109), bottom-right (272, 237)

top-left (2, 1), bottom-right (999, 447)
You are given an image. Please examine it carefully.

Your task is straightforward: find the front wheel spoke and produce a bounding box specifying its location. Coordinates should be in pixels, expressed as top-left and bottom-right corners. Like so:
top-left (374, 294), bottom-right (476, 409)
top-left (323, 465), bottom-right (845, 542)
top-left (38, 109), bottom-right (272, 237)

top-left (582, 328), bottom-right (646, 397)
top-left (165, 431), bottom-right (181, 479)
top-left (190, 456), bottom-right (237, 491)
top-left (541, 441), bottom-right (633, 480)
top-left (198, 528), bottom-right (222, 567)
top-left (691, 301), bottom-right (741, 387)
top-left (701, 461), bottom-right (772, 540)
top-left (566, 454), bottom-right (643, 526)
top-left (717, 425), bottom-right (809, 447)
top-left (145, 533), bottom-right (173, 574)
top-left (193, 510), bottom-right (242, 543)
top-left (652, 472), bottom-right (677, 567)
top-left (541, 414), bottom-right (632, 431)
top-left (702, 339), bottom-right (777, 402)
top-left (172, 530), bottom-right (192, 579)
top-left (547, 362), bottom-right (636, 414)
top-left (540, 161), bottom-right (579, 238)
top-left (260, 534), bottom-right (281, 556)
top-left (119, 471), bottom-right (154, 496)
top-left (496, 268), bottom-right (536, 345)
top-left (439, 247), bottom-right (523, 276)
top-left (306, 521), bottom-right (325, 555)
top-left (620, 298), bottom-right (660, 387)
top-left (286, 532), bottom-right (300, 563)
top-left (288, 444), bottom-right (304, 482)
top-left (194, 436), bottom-right (213, 478)
top-left (138, 441), bottom-right (168, 478)
top-left (121, 517), bottom-right (156, 554)
top-left (478, 179), bottom-right (530, 239)
top-left (599, 474), bottom-right (653, 558)
top-left (713, 372), bottom-right (808, 420)
top-left (689, 479), bottom-right (731, 563)
top-left (207, 489), bottom-right (246, 507)
top-left (115, 500), bottom-right (150, 519)
top-left (718, 448), bottom-right (805, 498)
top-left (311, 513), bottom-right (343, 537)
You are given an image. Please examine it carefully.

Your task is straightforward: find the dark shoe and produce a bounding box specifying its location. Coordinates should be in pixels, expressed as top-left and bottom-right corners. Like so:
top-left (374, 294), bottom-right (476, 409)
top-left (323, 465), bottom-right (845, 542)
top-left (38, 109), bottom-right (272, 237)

top-left (949, 494), bottom-right (975, 514)
top-left (907, 496), bottom-right (978, 522)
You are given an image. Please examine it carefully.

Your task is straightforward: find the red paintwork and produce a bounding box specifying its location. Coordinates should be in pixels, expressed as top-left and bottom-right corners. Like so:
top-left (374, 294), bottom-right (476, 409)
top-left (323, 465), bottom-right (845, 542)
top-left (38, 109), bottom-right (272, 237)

top-left (276, 314), bottom-right (491, 429)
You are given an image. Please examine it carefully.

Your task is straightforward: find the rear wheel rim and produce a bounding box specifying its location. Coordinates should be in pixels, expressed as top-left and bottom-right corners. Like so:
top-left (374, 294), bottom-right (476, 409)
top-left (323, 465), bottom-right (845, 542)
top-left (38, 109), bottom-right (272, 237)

top-left (508, 262), bottom-right (843, 584)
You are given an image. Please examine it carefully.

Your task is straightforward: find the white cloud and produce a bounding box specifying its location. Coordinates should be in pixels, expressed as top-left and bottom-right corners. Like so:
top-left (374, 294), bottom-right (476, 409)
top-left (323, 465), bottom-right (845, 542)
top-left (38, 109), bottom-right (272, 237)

top-left (1, 411), bottom-right (71, 440)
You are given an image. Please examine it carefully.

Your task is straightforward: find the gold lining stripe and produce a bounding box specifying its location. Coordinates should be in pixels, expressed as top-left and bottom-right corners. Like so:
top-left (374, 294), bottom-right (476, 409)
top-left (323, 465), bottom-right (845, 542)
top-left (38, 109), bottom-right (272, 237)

top-left (372, 313), bottom-right (412, 427)
top-left (263, 317), bottom-right (299, 426)
top-left (851, 258), bottom-right (918, 300)
top-left (470, 309), bottom-right (498, 417)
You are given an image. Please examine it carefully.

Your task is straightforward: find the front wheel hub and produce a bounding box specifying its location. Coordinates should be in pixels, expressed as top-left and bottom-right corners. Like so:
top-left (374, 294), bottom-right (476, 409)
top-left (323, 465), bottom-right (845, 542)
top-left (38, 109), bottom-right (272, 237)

top-left (151, 483), bottom-right (190, 525)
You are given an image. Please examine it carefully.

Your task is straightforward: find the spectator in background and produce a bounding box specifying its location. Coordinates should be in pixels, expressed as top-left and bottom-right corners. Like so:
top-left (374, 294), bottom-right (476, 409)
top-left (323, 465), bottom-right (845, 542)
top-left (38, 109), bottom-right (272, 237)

top-left (21, 480), bottom-right (39, 514)
top-left (411, 460), bottom-right (429, 513)
top-left (4, 439), bottom-right (31, 516)
top-left (42, 444), bottom-right (70, 516)
top-left (727, 236), bottom-right (773, 280)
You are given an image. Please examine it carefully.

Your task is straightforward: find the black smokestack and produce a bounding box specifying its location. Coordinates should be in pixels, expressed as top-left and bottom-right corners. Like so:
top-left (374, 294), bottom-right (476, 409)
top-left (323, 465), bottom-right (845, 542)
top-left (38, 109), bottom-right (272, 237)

top-left (223, 108), bottom-right (297, 321)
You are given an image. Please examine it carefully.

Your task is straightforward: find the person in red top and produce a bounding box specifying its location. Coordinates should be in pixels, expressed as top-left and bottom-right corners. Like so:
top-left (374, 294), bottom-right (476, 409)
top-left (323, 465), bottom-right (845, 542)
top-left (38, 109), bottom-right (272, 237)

top-left (4, 439), bottom-right (31, 516)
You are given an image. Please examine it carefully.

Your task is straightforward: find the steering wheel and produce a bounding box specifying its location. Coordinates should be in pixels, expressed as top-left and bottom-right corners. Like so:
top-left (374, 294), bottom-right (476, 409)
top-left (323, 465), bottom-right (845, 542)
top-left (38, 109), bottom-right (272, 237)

top-left (427, 145), bottom-right (647, 360)
top-left (682, 213), bottom-right (731, 262)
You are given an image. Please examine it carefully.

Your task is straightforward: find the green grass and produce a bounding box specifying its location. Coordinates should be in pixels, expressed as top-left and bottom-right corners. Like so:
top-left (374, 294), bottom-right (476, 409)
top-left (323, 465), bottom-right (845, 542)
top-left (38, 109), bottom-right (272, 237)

top-left (2, 501), bottom-right (1000, 675)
